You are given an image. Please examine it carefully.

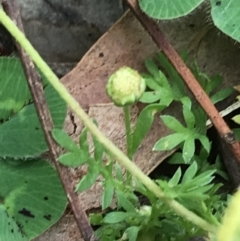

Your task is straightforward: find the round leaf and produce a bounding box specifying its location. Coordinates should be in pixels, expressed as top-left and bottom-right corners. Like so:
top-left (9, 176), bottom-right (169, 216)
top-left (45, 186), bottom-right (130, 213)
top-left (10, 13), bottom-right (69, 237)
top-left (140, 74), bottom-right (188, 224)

top-left (0, 84), bottom-right (66, 158)
top-left (211, 0), bottom-right (240, 42)
top-left (139, 0), bottom-right (204, 19)
top-left (0, 158), bottom-right (67, 239)
top-left (0, 205), bottom-right (27, 241)
top-left (0, 57), bottom-right (48, 121)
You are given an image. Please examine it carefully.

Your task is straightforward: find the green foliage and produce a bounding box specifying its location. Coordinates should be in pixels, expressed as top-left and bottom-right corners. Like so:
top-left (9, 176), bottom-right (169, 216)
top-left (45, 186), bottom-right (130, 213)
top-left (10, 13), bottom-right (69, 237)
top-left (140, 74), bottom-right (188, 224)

top-left (0, 57), bottom-right (67, 240)
top-left (138, 0), bottom-right (204, 20)
top-left (210, 0), bottom-right (240, 42)
top-left (139, 0), bottom-right (240, 42)
top-left (0, 57), bottom-right (48, 121)
top-left (0, 159), bottom-right (67, 240)
top-left (52, 50), bottom-right (232, 241)
top-left (142, 52), bottom-right (232, 163)
top-left (0, 84), bottom-right (66, 159)
top-left (0, 205), bottom-right (27, 241)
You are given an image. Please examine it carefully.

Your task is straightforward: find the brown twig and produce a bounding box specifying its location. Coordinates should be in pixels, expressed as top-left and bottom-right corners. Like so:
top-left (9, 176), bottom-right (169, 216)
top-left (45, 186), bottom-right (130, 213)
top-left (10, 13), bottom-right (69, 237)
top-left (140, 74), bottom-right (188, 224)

top-left (125, 0), bottom-right (240, 166)
top-left (2, 1), bottom-right (98, 240)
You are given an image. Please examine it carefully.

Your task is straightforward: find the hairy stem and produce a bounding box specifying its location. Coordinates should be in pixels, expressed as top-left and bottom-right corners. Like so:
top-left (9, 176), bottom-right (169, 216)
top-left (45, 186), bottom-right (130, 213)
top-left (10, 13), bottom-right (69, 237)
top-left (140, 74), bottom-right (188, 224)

top-left (0, 8), bottom-right (217, 234)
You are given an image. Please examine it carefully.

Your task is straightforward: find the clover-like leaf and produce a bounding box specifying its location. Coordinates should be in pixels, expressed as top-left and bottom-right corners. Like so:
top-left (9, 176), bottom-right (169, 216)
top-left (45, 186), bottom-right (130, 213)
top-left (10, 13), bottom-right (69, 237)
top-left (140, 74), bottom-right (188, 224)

top-left (0, 84), bottom-right (66, 159)
top-left (0, 159), bottom-right (67, 239)
top-left (0, 205), bottom-right (27, 241)
top-left (139, 0), bottom-right (204, 19)
top-left (211, 0), bottom-right (240, 42)
top-left (0, 57), bottom-right (48, 121)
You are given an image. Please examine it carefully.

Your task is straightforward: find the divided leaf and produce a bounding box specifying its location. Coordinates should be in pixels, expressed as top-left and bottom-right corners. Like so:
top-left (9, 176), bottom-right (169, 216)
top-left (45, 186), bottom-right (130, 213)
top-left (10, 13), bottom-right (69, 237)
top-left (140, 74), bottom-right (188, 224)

top-left (52, 128), bottom-right (79, 152)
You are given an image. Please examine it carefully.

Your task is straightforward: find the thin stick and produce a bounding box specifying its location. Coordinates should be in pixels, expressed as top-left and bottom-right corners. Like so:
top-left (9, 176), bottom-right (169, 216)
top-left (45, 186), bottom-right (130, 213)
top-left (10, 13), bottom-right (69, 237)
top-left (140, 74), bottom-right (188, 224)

top-left (1, 1), bottom-right (98, 240)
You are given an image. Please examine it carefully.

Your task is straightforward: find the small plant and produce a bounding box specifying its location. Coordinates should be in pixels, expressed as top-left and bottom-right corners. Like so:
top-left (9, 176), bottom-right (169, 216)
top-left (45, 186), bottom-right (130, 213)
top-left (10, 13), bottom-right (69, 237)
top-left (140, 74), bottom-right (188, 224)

top-left (1, 6), bottom-right (239, 241)
top-left (52, 52), bottom-right (233, 241)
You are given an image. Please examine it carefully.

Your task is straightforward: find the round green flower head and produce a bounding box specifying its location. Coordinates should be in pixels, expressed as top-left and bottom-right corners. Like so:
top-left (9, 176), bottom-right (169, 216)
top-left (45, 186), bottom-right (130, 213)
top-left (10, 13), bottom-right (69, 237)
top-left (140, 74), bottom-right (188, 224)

top-left (106, 66), bottom-right (146, 106)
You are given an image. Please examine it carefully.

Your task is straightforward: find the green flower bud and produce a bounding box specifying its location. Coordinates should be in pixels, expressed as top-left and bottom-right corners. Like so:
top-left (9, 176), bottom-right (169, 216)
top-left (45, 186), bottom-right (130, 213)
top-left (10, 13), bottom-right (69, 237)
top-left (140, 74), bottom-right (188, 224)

top-left (106, 66), bottom-right (146, 106)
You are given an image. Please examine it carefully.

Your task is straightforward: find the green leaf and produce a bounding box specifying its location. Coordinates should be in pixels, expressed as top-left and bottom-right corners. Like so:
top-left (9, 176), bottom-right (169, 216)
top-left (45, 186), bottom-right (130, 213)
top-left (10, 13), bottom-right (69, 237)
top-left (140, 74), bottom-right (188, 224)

top-left (116, 191), bottom-right (136, 212)
top-left (131, 104), bottom-right (165, 155)
top-left (0, 159), bottom-right (67, 239)
top-left (102, 180), bottom-right (114, 210)
top-left (157, 53), bottom-right (185, 98)
top-left (145, 58), bottom-right (160, 78)
top-left (140, 91), bottom-right (161, 103)
top-left (115, 162), bottom-right (124, 181)
top-left (79, 127), bottom-right (89, 153)
top-left (197, 134), bottom-right (211, 153)
top-left (182, 162), bottom-right (198, 184)
top-left (153, 133), bottom-right (186, 151)
top-left (58, 151), bottom-right (88, 167)
top-left (139, 0), bottom-right (204, 19)
top-left (125, 226), bottom-right (140, 241)
top-left (0, 205), bottom-right (27, 241)
top-left (0, 57), bottom-right (47, 121)
top-left (167, 152), bottom-right (185, 164)
top-left (143, 74), bottom-right (161, 90)
top-left (210, 87), bottom-right (233, 104)
top-left (103, 211), bottom-right (131, 224)
top-left (190, 170), bottom-right (216, 187)
top-left (89, 213), bottom-right (104, 226)
top-left (232, 115), bottom-right (240, 125)
top-left (208, 75), bottom-right (223, 93)
top-left (161, 115), bottom-right (186, 132)
top-left (233, 128), bottom-right (240, 140)
top-left (211, 0), bottom-right (240, 42)
top-left (168, 167), bottom-right (182, 187)
top-left (52, 128), bottom-right (79, 152)
top-left (0, 57), bottom-right (31, 121)
top-left (182, 137), bottom-right (195, 163)
top-left (76, 165), bottom-right (99, 192)
top-left (183, 105), bottom-right (195, 129)
top-left (92, 121), bottom-right (104, 161)
top-left (0, 84), bottom-right (66, 159)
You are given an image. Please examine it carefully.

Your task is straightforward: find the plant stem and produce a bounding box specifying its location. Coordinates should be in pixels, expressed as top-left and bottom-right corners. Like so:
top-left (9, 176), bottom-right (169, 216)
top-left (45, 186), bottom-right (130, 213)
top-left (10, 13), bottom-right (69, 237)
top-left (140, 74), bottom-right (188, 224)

top-left (0, 8), bottom-right (218, 234)
top-left (123, 105), bottom-right (132, 159)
